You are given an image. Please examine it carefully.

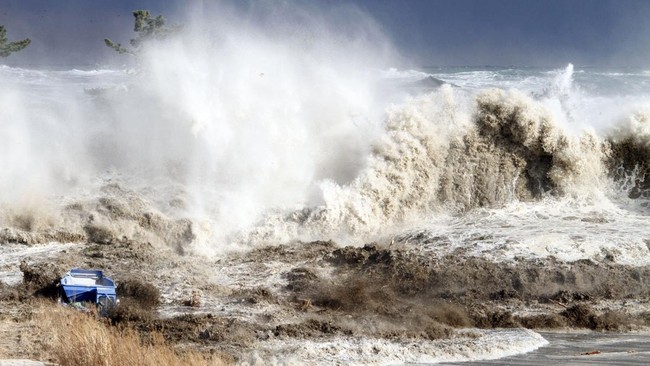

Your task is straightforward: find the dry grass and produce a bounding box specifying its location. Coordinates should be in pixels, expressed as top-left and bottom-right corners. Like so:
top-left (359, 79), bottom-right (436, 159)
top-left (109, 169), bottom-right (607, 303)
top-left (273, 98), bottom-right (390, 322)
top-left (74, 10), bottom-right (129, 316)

top-left (38, 304), bottom-right (231, 366)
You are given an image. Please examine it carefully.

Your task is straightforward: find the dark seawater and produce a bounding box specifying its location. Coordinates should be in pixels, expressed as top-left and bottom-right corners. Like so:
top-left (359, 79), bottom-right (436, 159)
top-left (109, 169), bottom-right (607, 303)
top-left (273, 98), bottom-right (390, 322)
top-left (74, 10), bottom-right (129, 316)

top-left (442, 332), bottom-right (650, 365)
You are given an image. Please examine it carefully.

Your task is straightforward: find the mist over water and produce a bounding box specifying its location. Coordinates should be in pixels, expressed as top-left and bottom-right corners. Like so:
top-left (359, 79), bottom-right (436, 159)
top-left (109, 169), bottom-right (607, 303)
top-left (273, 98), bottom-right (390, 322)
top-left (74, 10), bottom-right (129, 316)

top-left (0, 4), bottom-right (400, 250)
top-left (1, 4), bottom-right (649, 260)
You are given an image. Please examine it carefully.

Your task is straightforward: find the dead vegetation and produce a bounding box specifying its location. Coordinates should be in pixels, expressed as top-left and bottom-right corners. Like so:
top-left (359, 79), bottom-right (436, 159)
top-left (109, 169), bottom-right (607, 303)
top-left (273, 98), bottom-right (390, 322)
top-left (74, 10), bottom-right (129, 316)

top-left (108, 278), bottom-right (161, 324)
top-left (561, 304), bottom-right (633, 331)
top-left (1, 239), bottom-right (649, 363)
top-left (117, 278), bottom-right (161, 309)
top-left (0, 261), bottom-right (65, 301)
top-left (38, 303), bottom-right (232, 366)
top-left (322, 244), bottom-right (650, 302)
top-left (285, 244), bottom-right (650, 333)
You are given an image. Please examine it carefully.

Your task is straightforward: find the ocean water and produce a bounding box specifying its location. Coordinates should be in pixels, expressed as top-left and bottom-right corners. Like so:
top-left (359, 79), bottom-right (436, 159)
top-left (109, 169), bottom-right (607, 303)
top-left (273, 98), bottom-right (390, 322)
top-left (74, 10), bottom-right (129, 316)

top-left (389, 65), bottom-right (650, 265)
top-left (2, 63), bottom-right (649, 252)
top-left (443, 331), bottom-right (650, 365)
top-left (2, 61), bottom-right (649, 363)
top-left (2, 5), bottom-right (650, 354)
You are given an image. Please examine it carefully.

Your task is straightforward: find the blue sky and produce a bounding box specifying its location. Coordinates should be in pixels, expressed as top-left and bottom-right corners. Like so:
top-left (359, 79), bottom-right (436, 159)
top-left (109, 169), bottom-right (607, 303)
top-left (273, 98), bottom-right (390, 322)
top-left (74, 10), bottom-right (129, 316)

top-left (1, 0), bottom-right (649, 68)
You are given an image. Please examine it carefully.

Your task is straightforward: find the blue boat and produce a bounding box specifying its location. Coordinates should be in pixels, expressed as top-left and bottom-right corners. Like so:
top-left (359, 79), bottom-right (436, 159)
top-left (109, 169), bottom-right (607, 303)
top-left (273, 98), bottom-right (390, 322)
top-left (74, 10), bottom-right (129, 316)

top-left (59, 269), bottom-right (117, 315)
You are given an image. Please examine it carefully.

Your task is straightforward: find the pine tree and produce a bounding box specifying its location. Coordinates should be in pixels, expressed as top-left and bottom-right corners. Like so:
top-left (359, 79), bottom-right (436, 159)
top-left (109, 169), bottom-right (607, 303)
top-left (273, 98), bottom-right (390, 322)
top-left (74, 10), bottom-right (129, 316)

top-left (104, 10), bottom-right (176, 55)
top-left (0, 25), bottom-right (31, 57)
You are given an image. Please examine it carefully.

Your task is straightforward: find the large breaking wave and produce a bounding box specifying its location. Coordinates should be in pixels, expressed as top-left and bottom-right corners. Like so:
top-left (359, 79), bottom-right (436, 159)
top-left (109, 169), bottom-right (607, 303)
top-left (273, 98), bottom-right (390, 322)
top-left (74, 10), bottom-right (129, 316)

top-left (249, 68), bottom-right (650, 246)
top-left (0, 4), bottom-right (649, 255)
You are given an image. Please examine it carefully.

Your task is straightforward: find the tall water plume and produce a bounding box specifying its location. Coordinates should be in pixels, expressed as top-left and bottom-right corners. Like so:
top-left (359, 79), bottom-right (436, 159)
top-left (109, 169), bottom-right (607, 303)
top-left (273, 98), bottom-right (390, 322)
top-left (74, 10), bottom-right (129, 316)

top-left (0, 3), bottom-right (399, 251)
top-left (246, 64), bottom-right (650, 246)
top-left (2, 2), bottom-right (649, 252)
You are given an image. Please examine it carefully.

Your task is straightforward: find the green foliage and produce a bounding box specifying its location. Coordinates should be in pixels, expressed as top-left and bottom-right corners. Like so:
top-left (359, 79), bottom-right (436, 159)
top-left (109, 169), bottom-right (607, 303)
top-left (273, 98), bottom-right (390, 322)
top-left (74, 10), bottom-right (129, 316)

top-left (104, 10), bottom-right (176, 55)
top-left (104, 39), bottom-right (132, 55)
top-left (0, 25), bottom-right (31, 57)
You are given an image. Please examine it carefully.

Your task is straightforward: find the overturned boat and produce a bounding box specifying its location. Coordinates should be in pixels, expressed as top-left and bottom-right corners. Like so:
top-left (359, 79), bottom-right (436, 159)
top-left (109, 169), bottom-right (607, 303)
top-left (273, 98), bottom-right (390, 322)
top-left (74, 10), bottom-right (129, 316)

top-left (59, 269), bottom-right (117, 315)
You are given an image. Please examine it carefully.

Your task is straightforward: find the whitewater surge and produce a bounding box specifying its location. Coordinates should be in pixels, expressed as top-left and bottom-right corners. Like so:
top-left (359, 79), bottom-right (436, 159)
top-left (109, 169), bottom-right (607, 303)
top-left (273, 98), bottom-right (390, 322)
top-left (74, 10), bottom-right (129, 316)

top-left (2, 59), bottom-right (650, 256)
top-left (0, 3), bottom-right (398, 252)
top-left (0, 2), bottom-right (649, 260)
top-left (247, 65), bottom-right (650, 250)
top-left (245, 329), bottom-right (548, 366)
